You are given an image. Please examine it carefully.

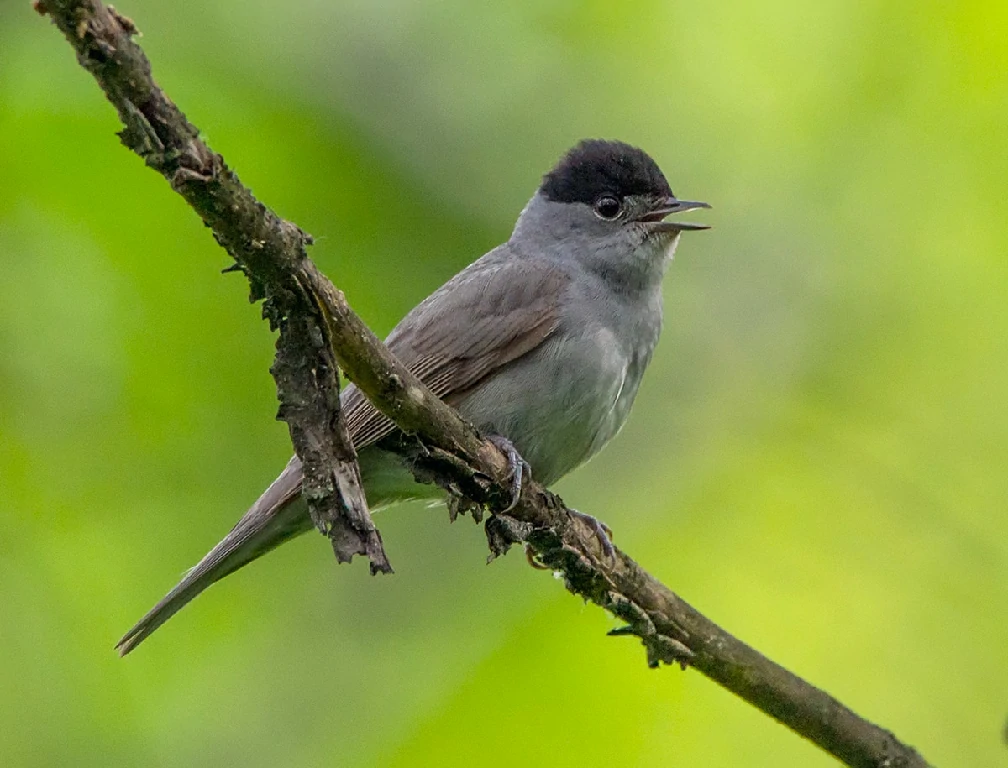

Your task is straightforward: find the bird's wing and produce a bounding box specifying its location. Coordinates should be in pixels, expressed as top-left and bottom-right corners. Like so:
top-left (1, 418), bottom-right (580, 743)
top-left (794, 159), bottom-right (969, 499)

top-left (344, 254), bottom-right (569, 447)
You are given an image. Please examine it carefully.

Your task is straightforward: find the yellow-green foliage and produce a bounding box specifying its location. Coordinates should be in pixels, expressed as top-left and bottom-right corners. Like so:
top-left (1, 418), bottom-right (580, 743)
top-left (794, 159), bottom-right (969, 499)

top-left (1, 1), bottom-right (1005, 766)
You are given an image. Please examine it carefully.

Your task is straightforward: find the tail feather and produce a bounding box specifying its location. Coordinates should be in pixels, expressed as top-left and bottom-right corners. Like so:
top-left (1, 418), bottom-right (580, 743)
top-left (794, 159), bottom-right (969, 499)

top-left (116, 457), bottom-right (311, 656)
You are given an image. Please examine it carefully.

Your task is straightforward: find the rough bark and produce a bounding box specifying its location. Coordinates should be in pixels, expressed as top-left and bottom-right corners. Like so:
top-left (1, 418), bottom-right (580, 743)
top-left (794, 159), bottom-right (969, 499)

top-left (36, 2), bottom-right (931, 766)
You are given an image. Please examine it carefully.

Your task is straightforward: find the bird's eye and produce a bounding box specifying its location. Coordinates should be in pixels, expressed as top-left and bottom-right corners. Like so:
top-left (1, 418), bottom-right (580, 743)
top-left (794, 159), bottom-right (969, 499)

top-left (593, 195), bottom-right (622, 220)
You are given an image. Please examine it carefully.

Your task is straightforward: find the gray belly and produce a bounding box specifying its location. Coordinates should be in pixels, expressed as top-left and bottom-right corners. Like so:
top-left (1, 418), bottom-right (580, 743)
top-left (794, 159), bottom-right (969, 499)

top-left (453, 326), bottom-right (646, 486)
top-left (358, 324), bottom-right (654, 506)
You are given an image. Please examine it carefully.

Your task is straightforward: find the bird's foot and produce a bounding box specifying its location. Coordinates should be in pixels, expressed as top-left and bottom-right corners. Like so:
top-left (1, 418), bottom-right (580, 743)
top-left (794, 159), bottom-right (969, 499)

top-left (487, 434), bottom-right (531, 513)
top-left (568, 508), bottom-right (616, 562)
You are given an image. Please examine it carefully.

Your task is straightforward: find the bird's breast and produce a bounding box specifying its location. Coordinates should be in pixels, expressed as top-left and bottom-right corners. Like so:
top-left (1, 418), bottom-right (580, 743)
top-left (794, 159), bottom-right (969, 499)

top-left (455, 317), bottom-right (655, 486)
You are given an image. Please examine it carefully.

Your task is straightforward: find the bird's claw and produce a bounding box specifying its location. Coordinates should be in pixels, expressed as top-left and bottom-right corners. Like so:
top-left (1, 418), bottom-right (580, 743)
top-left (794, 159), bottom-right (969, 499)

top-left (568, 508), bottom-right (616, 562)
top-left (484, 436), bottom-right (614, 564)
top-left (487, 435), bottom-right (530, 512)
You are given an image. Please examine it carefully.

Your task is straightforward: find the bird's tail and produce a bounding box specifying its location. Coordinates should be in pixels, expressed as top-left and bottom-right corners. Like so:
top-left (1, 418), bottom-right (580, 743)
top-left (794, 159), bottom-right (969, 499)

top-left (116, 456), bottom-right (312, 656)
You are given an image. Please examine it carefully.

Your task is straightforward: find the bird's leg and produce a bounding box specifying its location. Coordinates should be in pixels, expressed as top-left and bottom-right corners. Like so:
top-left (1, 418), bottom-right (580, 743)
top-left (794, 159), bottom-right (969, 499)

top-left (485, 435), bottom-right (614, 563)
top-left (567, 508), bottom-right (616, 562)
top-left (486, 434), bottom-right (530, 512)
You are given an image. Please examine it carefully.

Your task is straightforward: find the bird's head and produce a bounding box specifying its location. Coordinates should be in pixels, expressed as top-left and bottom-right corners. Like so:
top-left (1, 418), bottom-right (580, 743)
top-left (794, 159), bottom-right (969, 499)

top-left (512, 139), bottom-right (709, 284)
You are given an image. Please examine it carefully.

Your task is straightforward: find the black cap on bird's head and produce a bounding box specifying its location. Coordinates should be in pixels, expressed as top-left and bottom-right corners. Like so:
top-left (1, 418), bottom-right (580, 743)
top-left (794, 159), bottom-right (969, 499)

top-left (541, 139), bottom-right (672, 204)
top-left (540, 139), bottom-right (710, 231)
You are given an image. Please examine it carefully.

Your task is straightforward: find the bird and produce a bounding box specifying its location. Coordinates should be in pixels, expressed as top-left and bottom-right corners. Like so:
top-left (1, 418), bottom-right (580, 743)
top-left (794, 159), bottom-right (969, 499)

top-left (116, 139), bottom-right (710, 655)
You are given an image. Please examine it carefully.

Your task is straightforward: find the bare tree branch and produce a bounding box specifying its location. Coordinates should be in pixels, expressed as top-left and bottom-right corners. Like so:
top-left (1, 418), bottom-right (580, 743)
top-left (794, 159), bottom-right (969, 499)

top-left (36, 2), bottom-right (931, 766)
top-left (33, 0), bottom-right (388, 572)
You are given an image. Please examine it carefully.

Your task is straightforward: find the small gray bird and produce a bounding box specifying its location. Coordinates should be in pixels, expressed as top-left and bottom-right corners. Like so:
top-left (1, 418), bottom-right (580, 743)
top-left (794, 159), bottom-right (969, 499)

top-left (116, 139), bottom-right (709, 655)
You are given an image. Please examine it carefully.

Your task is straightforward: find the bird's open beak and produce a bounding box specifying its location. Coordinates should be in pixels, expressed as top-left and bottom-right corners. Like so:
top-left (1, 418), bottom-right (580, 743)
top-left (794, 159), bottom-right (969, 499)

top-left (636, 196), bottom-right (711, 231)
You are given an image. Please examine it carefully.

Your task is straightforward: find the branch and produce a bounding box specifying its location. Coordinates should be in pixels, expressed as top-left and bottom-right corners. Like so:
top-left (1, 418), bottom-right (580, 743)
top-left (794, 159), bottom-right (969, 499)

top-left (34, 0), bottom-right (389, 572)
top-left (37, 2), bottom-right (931, 766)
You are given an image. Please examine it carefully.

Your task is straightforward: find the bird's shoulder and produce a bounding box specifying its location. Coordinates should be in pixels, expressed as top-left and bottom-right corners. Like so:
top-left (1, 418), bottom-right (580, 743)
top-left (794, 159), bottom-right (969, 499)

top-left (390, 245), bottom-right (569, 357)
top-left (344, 245), bottom-right (572, 448)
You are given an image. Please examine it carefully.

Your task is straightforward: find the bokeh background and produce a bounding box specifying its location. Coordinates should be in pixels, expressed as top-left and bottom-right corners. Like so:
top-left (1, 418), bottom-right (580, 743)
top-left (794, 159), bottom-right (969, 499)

top-left (1, 1), bottom-right (1006, 765)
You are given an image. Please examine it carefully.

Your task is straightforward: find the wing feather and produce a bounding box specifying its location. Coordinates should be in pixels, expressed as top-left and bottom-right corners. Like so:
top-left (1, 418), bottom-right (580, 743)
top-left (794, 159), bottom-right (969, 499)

top-left (343, 253), bottom-right (568, 448)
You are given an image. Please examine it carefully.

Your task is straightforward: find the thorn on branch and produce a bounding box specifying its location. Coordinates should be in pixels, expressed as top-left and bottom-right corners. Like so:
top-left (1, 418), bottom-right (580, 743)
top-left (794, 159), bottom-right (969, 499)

top-left (607, 625), bottom-right (637, 637)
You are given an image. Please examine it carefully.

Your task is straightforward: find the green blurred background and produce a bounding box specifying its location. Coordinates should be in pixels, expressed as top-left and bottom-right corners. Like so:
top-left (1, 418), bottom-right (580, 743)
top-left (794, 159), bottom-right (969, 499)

top-left (1, 0), bottom-right (1005, 765)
